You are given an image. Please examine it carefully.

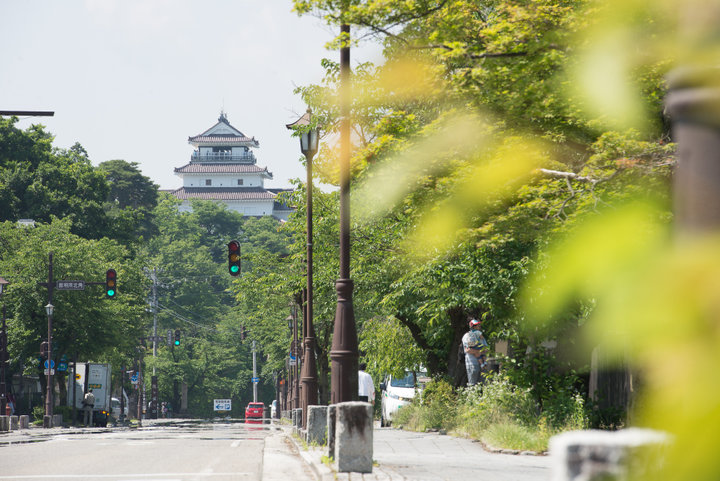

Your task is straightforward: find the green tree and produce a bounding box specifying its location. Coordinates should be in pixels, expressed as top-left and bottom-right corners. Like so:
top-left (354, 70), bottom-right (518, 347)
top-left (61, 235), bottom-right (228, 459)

top-left (0, 117), bottom-right (112, 239)
top-left (0, 217), bottom-right (148, 404)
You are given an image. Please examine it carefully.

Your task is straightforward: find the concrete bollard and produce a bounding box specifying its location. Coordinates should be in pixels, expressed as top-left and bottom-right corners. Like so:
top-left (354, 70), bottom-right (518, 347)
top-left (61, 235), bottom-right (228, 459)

top-left (334, 401), bottom-right (373, 473)
top-left (19, 415), bottom-right (30, 429)
top-left (0, 415), bottom-right (9, 432)
top-left (307, 405), bottom-right (328, 445)
top-left (43, 415), bottom-right (53, 428)
top-left (550, 428), bottom-right (669, 481)
top-left (53, 414), bottom-right (63, 427)
top-left (10, 415), bottom-right (18, 430)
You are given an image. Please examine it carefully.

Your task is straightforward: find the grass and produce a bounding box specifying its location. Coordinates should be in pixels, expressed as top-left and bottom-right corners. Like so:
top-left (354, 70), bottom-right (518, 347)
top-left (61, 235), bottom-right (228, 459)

top-left (391, 376), bottom-right (587, 453)
top-left (481, 421), bottom-right (552, 453)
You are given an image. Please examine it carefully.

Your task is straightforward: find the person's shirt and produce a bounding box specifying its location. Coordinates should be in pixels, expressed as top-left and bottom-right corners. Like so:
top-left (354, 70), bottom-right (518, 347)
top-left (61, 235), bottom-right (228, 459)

top-left (462, 330), bottom-right (488, 352)
top-left (84, 392), bottom-right (95, 406)
top-left (358, 370), bottom-right (375, 402)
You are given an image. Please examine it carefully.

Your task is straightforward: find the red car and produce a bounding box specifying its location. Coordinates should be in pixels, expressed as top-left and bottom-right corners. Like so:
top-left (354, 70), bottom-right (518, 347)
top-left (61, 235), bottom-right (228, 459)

top-left (245, 402), bottom-right (264, 423)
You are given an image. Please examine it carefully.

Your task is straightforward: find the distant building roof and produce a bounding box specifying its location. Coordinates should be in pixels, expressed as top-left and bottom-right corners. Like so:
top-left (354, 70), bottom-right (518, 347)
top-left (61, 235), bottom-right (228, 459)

top-left (188, 112), bottom-right (260, 147)
top-left (172, 187), bottom-right (277, 201)
top-left (174, 163), bottom-right (272, 177)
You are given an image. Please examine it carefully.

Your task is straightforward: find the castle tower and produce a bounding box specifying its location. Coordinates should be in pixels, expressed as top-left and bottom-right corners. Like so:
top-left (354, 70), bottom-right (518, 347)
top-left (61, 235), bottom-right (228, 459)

top-left (171, 112), bottom-right (293, 220)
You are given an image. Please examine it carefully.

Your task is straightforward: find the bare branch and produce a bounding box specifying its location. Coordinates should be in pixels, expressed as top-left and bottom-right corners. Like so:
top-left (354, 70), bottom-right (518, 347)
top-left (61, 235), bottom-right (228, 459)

top-left (538, 168), bottom-right (596, 183)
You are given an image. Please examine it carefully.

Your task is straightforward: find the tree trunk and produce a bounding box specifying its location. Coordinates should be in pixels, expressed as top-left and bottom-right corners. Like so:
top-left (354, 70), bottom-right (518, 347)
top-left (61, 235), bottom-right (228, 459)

top-left (447, 307), bottom-right (469, 387)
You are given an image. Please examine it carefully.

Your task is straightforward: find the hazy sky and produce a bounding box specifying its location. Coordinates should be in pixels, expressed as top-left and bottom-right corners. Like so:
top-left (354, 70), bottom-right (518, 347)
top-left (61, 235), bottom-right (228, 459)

top-left (0, 1), bottom-right (382, 190)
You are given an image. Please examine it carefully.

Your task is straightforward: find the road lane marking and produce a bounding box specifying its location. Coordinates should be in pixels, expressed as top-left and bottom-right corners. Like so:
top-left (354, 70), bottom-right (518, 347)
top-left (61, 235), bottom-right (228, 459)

top-left (231, 440), bottom-right (241, 448)
top-left (0, 473), bottom-right (251, 479)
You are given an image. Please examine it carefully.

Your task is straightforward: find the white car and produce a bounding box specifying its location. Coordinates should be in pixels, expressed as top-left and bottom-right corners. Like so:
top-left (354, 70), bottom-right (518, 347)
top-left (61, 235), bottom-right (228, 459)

top-left (111, 391), bottom-right (129, 422)
top-left (380, 370), bottom-right (428, 427)
top-left (270, 400), bottom-right (278, 419)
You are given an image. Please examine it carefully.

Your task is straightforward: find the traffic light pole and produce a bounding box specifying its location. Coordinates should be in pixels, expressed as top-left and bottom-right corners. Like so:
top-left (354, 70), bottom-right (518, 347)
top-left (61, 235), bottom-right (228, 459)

top-left (36, 255), bottom-right (117, 427)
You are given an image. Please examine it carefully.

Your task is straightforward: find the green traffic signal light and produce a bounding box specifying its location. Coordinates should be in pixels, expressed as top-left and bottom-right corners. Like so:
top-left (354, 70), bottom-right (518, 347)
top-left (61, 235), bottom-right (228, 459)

top-left (228, 240), bottom-right (241, 276)
top-left (174, 329), bottom-right (181, 346)
top-left (106, 269), bottom-right (117, 298)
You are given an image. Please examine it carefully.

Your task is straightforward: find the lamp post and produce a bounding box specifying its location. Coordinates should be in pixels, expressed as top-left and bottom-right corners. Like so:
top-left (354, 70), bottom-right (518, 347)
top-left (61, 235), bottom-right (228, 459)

top-left (286, 109), bottom-right (320, 427)
top-left (329, 21), bottom-right (359, 404)
top-left (44, 302), bottom-right (54, 420)
top-left (0, 277), bottom-right (9, 416)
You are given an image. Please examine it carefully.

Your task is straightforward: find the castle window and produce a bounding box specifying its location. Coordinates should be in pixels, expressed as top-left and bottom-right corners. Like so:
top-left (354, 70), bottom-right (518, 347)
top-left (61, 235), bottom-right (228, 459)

top-left (238, 179), bottom-right (244, 186)
top-left (205, 179), bottom-right (212, 186)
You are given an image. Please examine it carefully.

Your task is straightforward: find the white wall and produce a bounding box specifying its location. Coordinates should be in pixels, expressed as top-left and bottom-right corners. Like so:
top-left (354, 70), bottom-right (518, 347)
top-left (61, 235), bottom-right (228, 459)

top-left (182, 173), bottom-right (264, 188)
top-left (178, 199), bottom-right (276, 217)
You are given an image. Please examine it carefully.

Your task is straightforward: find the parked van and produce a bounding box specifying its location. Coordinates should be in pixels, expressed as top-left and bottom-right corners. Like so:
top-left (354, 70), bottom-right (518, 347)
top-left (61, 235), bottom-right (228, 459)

top-left (379, 369), bottom-right (429, 427)
top-left (111, 389), bottom-right (129, 423)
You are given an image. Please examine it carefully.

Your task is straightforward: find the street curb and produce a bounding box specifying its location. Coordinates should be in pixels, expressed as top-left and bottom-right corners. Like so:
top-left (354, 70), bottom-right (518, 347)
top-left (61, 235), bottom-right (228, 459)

top-left (280, 423), bottom-right (393, 480)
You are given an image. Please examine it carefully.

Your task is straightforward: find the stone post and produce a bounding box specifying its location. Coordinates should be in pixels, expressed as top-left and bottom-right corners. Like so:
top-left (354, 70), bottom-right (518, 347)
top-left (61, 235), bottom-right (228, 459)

top-left (334, 401), bottom-right (373, 473)
top-left (307, 405), bottom-right (328, 445)
top-left (550, 428), bottom-right (669, 481)
top-left (19, 414), bottom-right (30, 429)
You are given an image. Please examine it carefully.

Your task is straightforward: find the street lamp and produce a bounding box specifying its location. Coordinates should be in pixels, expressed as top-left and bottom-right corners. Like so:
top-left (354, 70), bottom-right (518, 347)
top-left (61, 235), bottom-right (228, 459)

top-left (45, 302), bottom-right (54, 420)
top-left (286, 109), bottom-right (320, 426)
top-left (329, 21), bottom-right (359, 404)
top-left (0, 277), bottom-right (9, 416)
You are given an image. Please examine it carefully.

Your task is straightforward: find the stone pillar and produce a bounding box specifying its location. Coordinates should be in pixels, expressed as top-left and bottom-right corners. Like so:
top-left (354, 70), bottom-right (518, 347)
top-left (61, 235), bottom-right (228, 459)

top-left (0, 415), bottom-right (9, 432)
top-left (10, 415), bottom-right (18, 430)
top-left (334, 401), bottom-right (373, 473)
top-left (53, 414), bottom-right (63, 427)
top-left (307, 405), bottom-right (328, 445)
top-left (550, 428), bottom-right (669, 481)
top-left (43, 415), bottom-right (52, 428)
top-left (19, 415), bottom-right (30, 429)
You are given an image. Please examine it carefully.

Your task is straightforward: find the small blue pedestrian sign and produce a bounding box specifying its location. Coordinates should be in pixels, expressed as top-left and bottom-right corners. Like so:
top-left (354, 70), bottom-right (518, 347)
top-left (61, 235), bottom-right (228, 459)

top-left (251, 377), bottom-right (260, 383)
top-left (57, 361), bottom-right (68, 372)
top-left (44, 360), bottom-right (55, 369)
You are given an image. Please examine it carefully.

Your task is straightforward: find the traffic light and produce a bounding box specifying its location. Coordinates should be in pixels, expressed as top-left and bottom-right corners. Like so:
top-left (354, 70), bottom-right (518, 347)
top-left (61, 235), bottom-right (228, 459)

top-left (228, 240), bottom-right (241, 276)
top-left (40, 341), bottom-right (49, 358)
top-left (174, 329), bottom-right (181, 346)
top-left (105, 269), bottom-right (117, 298)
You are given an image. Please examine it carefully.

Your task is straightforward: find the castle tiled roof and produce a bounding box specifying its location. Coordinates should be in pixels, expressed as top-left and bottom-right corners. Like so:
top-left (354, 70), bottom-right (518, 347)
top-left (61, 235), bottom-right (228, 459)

top-left (174, 163), bottom-right (272, 176)
top-left (188, 113), bottom-right (260, 147)
top-left (187, 135), bottom-right (259, 145)
top-left (172, 187), bottom-right (277, 201)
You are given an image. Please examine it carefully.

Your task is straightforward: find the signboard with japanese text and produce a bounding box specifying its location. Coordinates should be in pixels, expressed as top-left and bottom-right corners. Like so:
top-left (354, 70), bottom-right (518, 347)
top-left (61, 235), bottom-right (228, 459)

top-left (56, 281), bottom-right (85, 290)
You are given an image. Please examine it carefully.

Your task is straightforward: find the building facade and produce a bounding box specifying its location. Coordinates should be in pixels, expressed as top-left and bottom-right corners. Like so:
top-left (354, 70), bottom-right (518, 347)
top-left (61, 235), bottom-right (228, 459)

top-left (171, 112), bottom-right (293, 220)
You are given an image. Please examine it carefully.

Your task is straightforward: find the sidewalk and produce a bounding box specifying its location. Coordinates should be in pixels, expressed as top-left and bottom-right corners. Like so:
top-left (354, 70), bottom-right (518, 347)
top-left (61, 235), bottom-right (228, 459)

top-left (285, 423), bottom-right (552, 481)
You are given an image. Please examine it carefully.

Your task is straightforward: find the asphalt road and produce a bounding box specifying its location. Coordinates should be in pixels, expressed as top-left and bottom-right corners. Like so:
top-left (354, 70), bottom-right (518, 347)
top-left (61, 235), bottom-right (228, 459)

top-left (0, 419), bottom-right (314, 481)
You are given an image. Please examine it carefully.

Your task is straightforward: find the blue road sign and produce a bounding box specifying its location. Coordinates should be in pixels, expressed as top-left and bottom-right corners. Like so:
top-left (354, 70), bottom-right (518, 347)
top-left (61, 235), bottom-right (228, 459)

top-left (44, 360), bottom-right (55, 369)
top-left (251, 377), bottom-right (260, 383)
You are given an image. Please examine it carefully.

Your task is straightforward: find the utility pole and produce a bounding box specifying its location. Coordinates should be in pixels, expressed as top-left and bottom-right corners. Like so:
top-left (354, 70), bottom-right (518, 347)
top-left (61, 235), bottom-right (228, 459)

top-left (252, 340), bottom-right (258, 403)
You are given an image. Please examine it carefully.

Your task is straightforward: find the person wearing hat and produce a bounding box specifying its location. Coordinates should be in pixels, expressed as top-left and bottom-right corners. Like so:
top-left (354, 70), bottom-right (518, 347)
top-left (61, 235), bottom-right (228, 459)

top-left (462, 319), bottom-right (489, 386)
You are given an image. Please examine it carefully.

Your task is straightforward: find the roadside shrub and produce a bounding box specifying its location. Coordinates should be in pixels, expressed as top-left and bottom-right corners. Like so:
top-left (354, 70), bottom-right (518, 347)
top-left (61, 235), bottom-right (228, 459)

top-left (457, 373), bottom-right (538, 430)
top-left (32, 405), bottom-right (45, 422)
top-left (418, 378), bottom-right (457, 430)
top-left (394, 378), bottom-right (458, 431)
